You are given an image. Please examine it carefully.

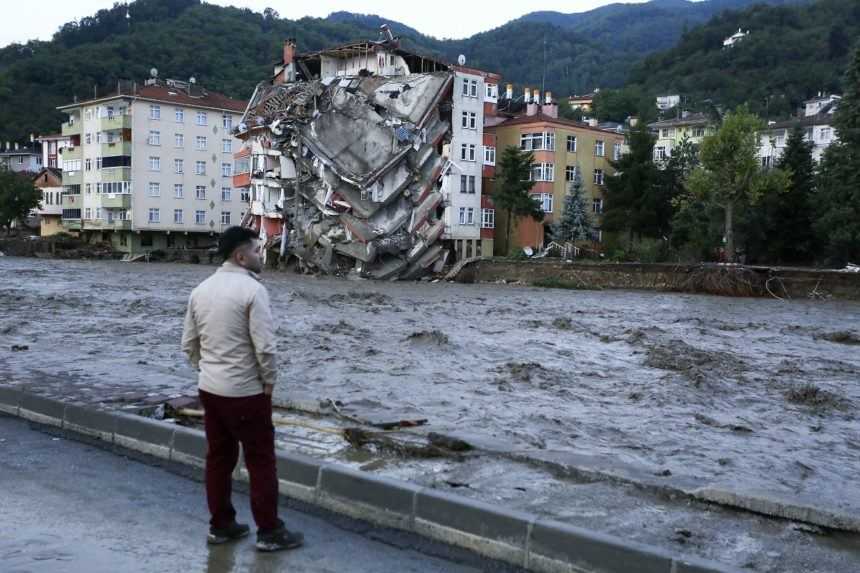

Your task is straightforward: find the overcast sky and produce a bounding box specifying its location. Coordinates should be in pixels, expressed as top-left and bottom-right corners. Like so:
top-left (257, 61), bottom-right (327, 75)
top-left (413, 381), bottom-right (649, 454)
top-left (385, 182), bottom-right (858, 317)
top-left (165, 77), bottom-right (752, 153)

top-left (1, 0), bottom-right (660, 46)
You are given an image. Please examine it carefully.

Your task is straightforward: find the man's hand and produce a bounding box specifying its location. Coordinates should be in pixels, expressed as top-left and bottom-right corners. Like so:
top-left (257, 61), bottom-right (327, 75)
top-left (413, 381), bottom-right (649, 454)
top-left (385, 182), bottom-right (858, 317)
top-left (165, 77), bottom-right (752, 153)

top-left (263, 384), bottom-right (274, 397)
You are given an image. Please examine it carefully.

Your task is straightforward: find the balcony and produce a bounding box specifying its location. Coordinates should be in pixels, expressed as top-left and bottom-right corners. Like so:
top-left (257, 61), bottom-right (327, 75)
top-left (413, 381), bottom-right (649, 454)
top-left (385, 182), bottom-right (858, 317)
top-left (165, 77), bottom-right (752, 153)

top-left (100, 141), bottom-right (132, 157)
top-left (100, 115), bottom-right (132, 131)
top-left (110, 220), bottom-right (132, 231)
top-left (101, 167), bottom-right (132, 182)
top-left (62, 220), bottom-right (82, 231)
top-left (61, 194), bottom-right (81, 209)
top-left (61, 146), bottom-right (82, 161)
top-left (63, 171), bottom-right (82, 186)
top-left (100, 194), bottom-right (132, 209)
top-left (61, 121), bottom-right (81, 137)
top-left (83, 219), bottom-right (108, 230)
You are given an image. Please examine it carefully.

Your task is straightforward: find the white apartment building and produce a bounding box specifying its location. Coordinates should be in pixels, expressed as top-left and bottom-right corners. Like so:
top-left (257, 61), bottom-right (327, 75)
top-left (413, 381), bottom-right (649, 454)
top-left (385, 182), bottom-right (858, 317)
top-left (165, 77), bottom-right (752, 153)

top-left (57, 77), bottom-right (246, 254)
top-left (758, 94), bottom-right (841, 166)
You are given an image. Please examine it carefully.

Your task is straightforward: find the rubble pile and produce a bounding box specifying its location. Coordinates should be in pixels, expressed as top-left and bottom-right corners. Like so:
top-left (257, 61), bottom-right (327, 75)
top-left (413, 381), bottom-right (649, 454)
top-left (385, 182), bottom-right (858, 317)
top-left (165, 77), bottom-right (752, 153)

top-left (238, 71), bottom-right (455, 279)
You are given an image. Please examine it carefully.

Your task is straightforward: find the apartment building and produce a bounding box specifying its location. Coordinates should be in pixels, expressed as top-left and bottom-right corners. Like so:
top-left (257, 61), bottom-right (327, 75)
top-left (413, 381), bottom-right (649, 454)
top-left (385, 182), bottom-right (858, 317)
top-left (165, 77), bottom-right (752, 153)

top-left (758, 94), bottom-right (841, 166)
top-left (57, 77), bottom-right (246, 254)
top-left (489, 92), bottom-right (625, 254)
top-left (648, 112), bottom-right (716, 163)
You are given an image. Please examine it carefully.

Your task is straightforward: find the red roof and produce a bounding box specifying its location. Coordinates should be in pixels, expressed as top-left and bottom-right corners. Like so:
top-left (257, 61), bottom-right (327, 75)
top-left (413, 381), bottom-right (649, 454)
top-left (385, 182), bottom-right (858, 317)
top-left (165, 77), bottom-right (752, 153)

top-left (490, 111), bottom-right (625, 138)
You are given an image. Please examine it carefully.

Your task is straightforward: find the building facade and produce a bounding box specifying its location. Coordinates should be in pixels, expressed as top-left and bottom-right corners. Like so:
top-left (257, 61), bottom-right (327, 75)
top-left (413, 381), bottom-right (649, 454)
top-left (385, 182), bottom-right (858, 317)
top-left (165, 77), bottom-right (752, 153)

top-left (758, 94), bottom-right (841, 166)
top-left (36, 134), bottom-right (71, 169)
top-left (57, 78), bottom-right (246, 254)
top-left (0, 142), bottom-right (42, 173)
top-left (489, 97), bottom-right (625, 254)
top-left (647, 112), bottom-right (716, 162)
top-left (32, 168), bottom-right (64, 236)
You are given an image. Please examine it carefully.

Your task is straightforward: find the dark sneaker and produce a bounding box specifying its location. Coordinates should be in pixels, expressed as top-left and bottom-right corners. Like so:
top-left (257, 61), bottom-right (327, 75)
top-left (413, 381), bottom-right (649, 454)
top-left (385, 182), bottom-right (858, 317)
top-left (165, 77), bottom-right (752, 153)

top-left (207, 521), bottom-right (250, 545)
top-left (256, 526), bottom-right (304, 552)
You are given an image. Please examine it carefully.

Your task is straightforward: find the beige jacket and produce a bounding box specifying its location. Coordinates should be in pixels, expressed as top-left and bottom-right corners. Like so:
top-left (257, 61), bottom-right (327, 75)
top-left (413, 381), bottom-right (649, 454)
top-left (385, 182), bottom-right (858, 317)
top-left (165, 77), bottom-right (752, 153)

top-left (181, 262), bottom-right (278, 397)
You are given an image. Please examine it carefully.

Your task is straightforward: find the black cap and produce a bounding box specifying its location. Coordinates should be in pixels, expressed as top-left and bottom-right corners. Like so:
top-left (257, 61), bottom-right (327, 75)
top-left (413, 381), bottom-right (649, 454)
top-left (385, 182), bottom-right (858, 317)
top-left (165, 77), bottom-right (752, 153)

top-left (217, 226), bottom-right (258, 260)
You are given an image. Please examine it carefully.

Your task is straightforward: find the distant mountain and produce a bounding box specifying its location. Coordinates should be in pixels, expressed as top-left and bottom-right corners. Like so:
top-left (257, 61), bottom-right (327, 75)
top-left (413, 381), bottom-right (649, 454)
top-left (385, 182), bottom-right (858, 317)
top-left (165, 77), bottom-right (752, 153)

top-left (627, 0), bottom-right (860, 117)
top-left (516, 0), bottom-right (810, 53)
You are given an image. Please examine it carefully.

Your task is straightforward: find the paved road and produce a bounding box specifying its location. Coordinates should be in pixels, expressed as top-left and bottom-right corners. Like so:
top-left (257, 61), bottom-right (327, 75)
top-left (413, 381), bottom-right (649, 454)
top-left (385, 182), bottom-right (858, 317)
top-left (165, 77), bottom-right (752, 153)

top-left (0, 415), bottom-right (480, 573)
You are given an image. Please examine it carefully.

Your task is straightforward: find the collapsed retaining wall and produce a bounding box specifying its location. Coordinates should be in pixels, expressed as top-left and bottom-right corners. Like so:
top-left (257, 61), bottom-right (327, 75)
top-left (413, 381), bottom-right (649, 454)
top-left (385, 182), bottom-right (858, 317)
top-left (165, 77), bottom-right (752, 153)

top-left (453, 259), bottom-right (860, 300)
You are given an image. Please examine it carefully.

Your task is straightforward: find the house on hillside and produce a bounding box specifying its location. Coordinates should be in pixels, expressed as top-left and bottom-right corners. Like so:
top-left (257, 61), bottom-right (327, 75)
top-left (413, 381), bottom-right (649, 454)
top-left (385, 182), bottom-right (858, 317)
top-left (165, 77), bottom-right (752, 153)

top-left (647, 112), bottom-right (716, 163)
top-left (758, 94), bottom-right (841, 166)
top-left (723, 28), bottom-right (749, 48)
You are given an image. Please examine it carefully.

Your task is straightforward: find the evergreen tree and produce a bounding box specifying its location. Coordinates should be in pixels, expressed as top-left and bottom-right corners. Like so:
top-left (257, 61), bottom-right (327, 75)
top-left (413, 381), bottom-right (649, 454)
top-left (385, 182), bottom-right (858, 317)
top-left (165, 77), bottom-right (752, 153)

top-left (552, 170), bottom-right (592, 243)
top-left (771, 127), bottom-right (816, 262)
top-left (492, 146), bottom-right (543, 255)
top-left (815, 44), bottom-right (860, 264)
top-left (0, 169), bottom-right (40, 232)
top-left (602, 123), bottom-right (665, 244)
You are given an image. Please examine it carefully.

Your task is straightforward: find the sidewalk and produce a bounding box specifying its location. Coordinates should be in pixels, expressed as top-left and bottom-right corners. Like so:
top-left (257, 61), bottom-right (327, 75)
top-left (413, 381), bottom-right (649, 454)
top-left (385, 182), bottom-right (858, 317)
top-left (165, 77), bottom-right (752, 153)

top-left (0, 414), bottom-right (481, 573)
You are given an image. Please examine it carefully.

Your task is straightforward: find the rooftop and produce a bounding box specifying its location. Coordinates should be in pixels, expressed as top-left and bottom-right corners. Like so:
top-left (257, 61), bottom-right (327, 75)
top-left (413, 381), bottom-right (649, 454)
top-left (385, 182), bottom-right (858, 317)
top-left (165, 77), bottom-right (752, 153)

top-left (648, 113), bottom-right (713, 129)
top-left (490, 111), bottom-right (625, 138)
top-left (58, 79), bottom-right (246, 113)
top-left (763, 112), bottom-right (836, 131)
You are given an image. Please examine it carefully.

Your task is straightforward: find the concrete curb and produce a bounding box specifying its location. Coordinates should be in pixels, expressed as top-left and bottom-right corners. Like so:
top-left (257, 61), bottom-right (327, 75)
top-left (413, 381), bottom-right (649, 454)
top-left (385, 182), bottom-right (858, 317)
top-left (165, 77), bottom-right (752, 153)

top-left (0, 389), bottom-right (742, 573)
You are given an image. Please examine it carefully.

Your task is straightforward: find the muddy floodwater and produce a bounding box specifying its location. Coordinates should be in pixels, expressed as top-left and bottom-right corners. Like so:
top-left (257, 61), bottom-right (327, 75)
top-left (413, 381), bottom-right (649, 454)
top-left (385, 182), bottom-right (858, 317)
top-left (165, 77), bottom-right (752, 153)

top-left (2, 257), bottom-right (860, 572)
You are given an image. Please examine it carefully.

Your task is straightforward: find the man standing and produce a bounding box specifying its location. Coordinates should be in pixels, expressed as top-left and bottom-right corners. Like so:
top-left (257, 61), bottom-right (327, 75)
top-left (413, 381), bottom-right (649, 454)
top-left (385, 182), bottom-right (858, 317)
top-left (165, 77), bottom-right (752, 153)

top-left (182, 226), bottom-right (303, 552)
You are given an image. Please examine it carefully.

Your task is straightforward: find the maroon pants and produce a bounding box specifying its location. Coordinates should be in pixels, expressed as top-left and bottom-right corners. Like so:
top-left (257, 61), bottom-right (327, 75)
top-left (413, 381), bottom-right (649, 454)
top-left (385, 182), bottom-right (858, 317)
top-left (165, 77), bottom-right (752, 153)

top-left (199, 390), bottom-right (279, 531)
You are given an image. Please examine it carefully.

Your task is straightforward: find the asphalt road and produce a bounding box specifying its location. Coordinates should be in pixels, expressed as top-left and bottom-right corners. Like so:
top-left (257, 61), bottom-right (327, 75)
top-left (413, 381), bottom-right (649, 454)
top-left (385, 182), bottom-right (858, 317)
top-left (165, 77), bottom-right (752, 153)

top-left (0, 414), bottom-right (481, 573)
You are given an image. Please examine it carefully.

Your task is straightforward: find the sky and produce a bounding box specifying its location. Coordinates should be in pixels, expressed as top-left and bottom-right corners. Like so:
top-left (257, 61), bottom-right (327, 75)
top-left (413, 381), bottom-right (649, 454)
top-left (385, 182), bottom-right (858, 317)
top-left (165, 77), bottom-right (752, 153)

top-left (0, 0), bottom-right (658, 46)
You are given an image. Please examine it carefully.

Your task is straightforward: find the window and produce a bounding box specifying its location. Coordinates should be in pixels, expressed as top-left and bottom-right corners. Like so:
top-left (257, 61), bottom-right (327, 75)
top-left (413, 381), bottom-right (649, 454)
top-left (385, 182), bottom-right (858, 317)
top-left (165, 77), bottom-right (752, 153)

top-left (567, 135), bottom-right (577, 153)
top-left (461, 78), bottom-right (469, 96)
top-left (175, 108), bottom-right (184, 123)
top-left (565, 165), bottom-right (578, 181)
top-left (593, 169), bottom-right (605, 185)
top-left (174, 184), bottom-right (184, 199)
top-left (592, 198), bottom-right (604, 214)
top-left (820, 127), bottom-right (831, 140)
top-left (150, 105), bottom-right (161, 120)
top-left (85, 109), bottom-right (93, 120)
top-left (221, 187), bottom-right (232, 201)
top-left (459, 175), bottom-right (476, 194)
top-left (693, 127), bottom-right (705, 138)
top-left (470, 80), bottom-right (478, 97)
top-left (655, 146), bottom-right (666, 161)
top-left (196, 136), bottom-right (207, 150)
top-left (95, 207), bottom-right (102, 220)
top-left (458, 207), bottom-right (475, 225)
top-left (85, 158), bottom-right (92, 171)
top-left (174, 209), bottom-right (184, 224)
top-left (222, 139), bottom-right (232, 153)
top-left (148, 182), bottom-right (161, 197)
top-left (85, 133), bottom-right (92, 145)
top-left (195, 161), bottom-right (206, 175)
top-left (483, 146), bottom-right (496, 166)
top-left (96, 132), bottom-right (102, 144)
top-left (460, 111), bottom-right (477, 130)
top-left (96, 183), bottom-right (102, 194)
top-left (195, 210), bottom-right (206, 225)
top-left (485, 84), bottom-right (498, 100)
top-left (594, 140), bottom-right (605, 157)
top-left (532, 193), bottom-right (553, 213)
top-left (85, 183), bottom-right (92, 194)
top-left (148, 208), bottom-right (160, 223)
top-left (195, 185), bottom-right (206, 200)
top-left (148, 130), bottom-right (160, 146)
top-left (221, 163), bottom-right (232, 177)
top-left (149, 156), bottom-right (160, 171)
top-left (520, 132), bottom-right (554, 151)
top-left (196, 111), bottom-right (207, 126)
top-left (613, 143), bottom-right (622, 161)
top-left (761, 156), bottom-right (773, 169)
top-left (63, 159), bottom-right (82, 172)
top-left (175, 133), bottom-right (184, 148)
top-left (85, 208), bottom-right (92, 220)
top-left (174, 159), bottom-right (184, 174)
top-left (661, 128), bottom-right (675, 139)
top-left (221, 211), bottom-right (231, 226)
top-left (96, 157), bottom-right (102, 169)
top-left (460, 143), bottom-right (476, 162)
top-left (240, 189), bottom-right (250, 202)
top-left (222, 114), bottom-right (232, 130)
top-left (530, 163), bottom-right (554, 182)
top-left (482, 208), bottom-right (495, 229)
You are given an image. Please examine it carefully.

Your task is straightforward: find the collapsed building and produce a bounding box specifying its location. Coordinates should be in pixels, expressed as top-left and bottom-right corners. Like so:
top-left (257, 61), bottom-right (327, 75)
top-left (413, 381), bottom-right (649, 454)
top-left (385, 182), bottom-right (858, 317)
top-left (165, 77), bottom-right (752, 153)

top-left (232, 29), bottom-right (499, 279)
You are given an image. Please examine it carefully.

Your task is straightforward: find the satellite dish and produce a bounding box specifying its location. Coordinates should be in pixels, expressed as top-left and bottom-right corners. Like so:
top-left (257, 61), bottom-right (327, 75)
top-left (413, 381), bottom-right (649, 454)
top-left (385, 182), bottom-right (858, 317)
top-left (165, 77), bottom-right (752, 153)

top-left (457, 54), bottom-right (466, 66)
top-left (150, 68), bottom-right (158, 78)
top-left (189, 77), bottom-right (196, 84)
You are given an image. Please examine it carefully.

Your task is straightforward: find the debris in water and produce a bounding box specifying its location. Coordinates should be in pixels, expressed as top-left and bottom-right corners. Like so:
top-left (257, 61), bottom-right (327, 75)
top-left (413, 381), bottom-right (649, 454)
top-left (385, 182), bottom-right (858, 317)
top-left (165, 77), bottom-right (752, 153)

top-left (10, 344), bottom-right (29, 352)
top-left (816, 331), bottom-right (860, 346)
top-left (785, 384), bottom-right (842, 409)
top-left (406, 330), bottom-right (449, 345)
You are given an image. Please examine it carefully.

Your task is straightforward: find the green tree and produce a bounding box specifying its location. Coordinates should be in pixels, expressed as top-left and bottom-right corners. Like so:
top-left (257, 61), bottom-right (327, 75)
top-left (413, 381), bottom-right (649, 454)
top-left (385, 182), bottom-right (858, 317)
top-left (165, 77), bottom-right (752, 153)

top-left (492, 145), bottom-right (543, 254)
top-left (552, 170), bottom-right (592, 243)
top-left (602, 123), bottom-right (666, 243)
top-left (685, 106), bottom-right (789, 260)
top-left (0, 169), bottom-right (40, 232)
top-left (815, 44), bottom-right (860, 264)
top-left (766, 127), bottom-right (816, 262)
